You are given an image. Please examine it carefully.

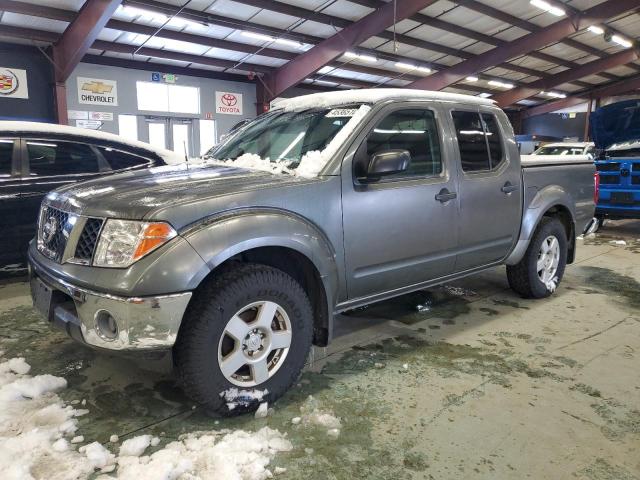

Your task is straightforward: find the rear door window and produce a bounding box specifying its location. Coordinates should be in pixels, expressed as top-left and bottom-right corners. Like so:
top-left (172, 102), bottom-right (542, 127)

top-left (0, 139), bottom-right (14, 178)
top-left (481, 113), bottom-right (504, 169)
top-left (452, 111), bottom-right (504, 172)
top-left (97, 146), bottom-right (154, 171)
top-left (26, 139), bottom-right (101, 176)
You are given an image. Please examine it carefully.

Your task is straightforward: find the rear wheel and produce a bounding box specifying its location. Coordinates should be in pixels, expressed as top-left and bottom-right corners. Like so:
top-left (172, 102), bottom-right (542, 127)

top-left (507, 217), bottom-right (568, 299)
top-left (174, 263), bottom-right (313, 415)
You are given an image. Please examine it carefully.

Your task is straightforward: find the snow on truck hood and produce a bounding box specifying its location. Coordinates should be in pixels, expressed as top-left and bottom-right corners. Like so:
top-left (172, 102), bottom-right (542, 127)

top-left (271, 88), bottom-right (495, 111)
top-left (0, 121), bottom-right (184, 165)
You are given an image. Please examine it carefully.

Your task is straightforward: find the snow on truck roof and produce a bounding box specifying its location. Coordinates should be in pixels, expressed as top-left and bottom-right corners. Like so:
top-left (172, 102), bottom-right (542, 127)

top-left (0, 121), bottom-right (184, 165)
top-left (272, 88), bottom-right (496, 111)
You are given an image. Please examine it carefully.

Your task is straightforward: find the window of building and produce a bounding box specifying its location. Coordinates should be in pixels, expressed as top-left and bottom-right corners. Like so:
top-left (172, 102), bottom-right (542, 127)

top-left (136, 81), bottom-right (200, 114)
top-left (27, 140), bottom-right (101, 176)
top-left (118, 115), bottom-right (139, 141)
top-left (357, 109), bottom-right (442, 180)
top-left (0, 139), bottom-right (14, 177)
top-left (199, 119), bottom-right (217, 155)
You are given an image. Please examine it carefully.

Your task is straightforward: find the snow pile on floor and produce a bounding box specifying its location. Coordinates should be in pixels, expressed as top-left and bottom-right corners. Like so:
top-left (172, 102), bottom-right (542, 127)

top-left (0, 356), bottom-right (97, 479)
top-left (296, 395), bottom-right (342, 438)
top-left (114, 427), bottom-right (291, 480)
top-left (221, 387), bottom-right (268, 411)
top-left (0, 355), bottom-right (293, 479)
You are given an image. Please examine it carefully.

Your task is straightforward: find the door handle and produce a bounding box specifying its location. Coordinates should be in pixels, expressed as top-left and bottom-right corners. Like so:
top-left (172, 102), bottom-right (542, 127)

top-left (501, 182), bottom-right (518, 194)
top-left (435, 188), bottom-right (457, 203)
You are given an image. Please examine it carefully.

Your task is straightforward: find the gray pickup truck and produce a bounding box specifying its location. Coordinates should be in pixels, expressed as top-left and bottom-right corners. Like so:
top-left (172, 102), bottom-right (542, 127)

top-left (29, 89), bottom-right (595, 414)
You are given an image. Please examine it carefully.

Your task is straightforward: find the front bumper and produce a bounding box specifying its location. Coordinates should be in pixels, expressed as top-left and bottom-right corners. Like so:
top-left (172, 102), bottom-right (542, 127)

top-left (29, 254), bottom-right (192, 351)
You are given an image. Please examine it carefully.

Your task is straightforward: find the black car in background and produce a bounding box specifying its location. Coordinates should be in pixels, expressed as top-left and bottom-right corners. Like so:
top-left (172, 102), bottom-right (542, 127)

top-left (0, 122), bottom-right (182, 273)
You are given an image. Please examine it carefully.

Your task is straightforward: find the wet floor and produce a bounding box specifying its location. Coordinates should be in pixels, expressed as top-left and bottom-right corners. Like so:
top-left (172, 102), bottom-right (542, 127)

top-left (1, 220), bottom-right (639, 479)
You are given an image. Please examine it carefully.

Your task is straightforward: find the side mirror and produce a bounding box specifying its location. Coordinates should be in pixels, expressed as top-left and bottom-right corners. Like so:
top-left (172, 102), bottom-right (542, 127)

top-left (366, 149), bottom-right (411, 179)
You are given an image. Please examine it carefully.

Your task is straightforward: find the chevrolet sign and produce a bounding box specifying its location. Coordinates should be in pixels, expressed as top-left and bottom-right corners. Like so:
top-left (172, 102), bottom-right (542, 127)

top-left (77, 76), bottom-right (118, 106)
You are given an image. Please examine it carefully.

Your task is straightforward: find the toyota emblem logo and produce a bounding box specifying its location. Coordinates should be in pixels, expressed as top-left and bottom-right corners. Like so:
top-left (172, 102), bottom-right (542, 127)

top-left (42, 216), bottom-right (58, 244)
top-left (221, 93), bottom-right (237, 107)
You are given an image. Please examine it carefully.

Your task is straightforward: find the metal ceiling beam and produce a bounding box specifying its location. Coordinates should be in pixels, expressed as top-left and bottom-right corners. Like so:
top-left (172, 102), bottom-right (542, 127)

top-left (263, 0), bottom-right (441, 98)
top-left (50, 0), bottom-right (121, 125)
top-left (342, 0), bottom-right (616, 82)
top-left (52, 0), bottom-right (121, 81)
top-left (0, 0), bottom-right (555, 94)
top-left (233, 0), bottom-right (599, 87)
top-left (522, 74), bottom-right (640, 118)
top-left (452, 0), bottom-right (619, 64)
top-left (407, 0), bottom-right (640, 91)
top-left (494, 48), bottom-right (640, 107)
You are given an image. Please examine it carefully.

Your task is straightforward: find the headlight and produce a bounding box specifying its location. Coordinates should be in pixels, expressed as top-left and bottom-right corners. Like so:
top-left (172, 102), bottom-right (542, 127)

top-left (93, 219), bottom-right (177, 268)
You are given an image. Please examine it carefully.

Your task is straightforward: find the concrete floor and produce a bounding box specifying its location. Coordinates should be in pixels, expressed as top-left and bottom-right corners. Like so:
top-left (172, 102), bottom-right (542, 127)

top-left (1, 221), bottom-right (639, 479)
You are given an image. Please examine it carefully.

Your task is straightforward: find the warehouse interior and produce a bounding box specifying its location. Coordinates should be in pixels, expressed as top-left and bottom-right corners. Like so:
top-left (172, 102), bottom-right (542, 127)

top-left (0, 0), bottom-right (639, 479)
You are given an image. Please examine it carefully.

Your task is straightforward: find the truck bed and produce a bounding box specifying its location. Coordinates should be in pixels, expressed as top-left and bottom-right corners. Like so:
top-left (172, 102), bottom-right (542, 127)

top-left (522, 158), bottom-right (595, 236)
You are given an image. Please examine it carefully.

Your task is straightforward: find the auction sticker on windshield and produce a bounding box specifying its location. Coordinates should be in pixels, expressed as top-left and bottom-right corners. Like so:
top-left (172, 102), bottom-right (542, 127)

top-left (326, 108), bottom-right (358, 117)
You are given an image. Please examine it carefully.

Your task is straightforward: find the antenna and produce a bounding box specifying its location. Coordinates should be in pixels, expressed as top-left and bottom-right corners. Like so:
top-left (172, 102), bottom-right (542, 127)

top-left (183, 140), bottom-right (189, 169)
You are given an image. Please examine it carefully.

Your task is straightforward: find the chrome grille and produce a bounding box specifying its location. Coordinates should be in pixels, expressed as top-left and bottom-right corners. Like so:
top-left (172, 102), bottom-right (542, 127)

top-left (37, 206), bottom-right (71, 262)
top-left (74, 218), bottom-right (103, 262)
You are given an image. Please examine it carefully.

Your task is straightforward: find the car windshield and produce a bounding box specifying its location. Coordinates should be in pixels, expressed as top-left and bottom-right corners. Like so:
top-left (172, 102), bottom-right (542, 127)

top-left (533, 146), bottom-right (585, 155)
top-left (204, 105), bottom-right (369, 176)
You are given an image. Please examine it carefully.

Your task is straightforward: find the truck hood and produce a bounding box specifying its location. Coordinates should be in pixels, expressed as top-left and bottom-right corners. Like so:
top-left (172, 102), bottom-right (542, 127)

top-left (590, 99), bottom-right (640, 150)
top-left (49, 162), bottom-right (317, 219)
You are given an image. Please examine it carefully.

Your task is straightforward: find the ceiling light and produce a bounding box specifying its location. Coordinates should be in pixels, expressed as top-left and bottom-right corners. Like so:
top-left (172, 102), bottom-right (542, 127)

top-left (611, 34), bottom-right (633, 48)
top-left (242, 31), bottom-right (275, 42)
top-left (530, 0), bottom-right (565, 16)
top-left (274, 38), bottom-right (304, 48)
top-left (478, 93), bottom-right (492, 98)
top-left (541, 91), bottom-right (567, 98)
top-left (120, 5), bottom-right (168, 21)
top-left (241, 31), bottom-right (305, 49)
top-left (488, 80), bottom-right (514, 89)
top-left (345, 51), bottom-right (377, 62)
top-left (466, 76), bottom-right (479, 82)
top-left (395, 62), bottom-right (430, 73)
top-left (588, 25), bottom-right (604, 35)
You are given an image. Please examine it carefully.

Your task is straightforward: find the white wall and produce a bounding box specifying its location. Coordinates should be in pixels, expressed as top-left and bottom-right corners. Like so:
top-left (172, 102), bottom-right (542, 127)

top-left (66, 62), bottom-right (257, 153)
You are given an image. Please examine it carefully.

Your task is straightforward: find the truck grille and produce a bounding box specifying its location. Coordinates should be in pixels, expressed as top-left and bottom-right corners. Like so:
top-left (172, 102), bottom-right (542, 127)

top-left (595, 163), bottom-right (620, 172)
top-left (74, 218), bottom-right (104, 262)
top-left (37, 206), bottom-right (71, 262)
top-left (599, 174), bottom-right (619, 185)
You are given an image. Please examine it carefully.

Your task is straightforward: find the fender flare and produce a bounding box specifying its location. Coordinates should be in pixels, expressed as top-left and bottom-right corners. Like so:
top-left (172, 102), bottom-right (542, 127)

top-left (505, 185), bottom-right (577, 266)
top-left (179, 208), bottom-right (340, 329)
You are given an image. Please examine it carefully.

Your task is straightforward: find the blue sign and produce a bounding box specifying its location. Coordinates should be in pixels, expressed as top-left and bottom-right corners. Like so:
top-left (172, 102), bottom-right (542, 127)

top-left (151, 72), bottom-right (161, 82)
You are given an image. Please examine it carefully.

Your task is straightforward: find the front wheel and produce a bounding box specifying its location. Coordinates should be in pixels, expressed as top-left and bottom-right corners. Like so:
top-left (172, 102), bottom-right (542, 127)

top-left (507, 217), bottom-right (568, 299)
top-left (174, 263), bottom-right (313, 415)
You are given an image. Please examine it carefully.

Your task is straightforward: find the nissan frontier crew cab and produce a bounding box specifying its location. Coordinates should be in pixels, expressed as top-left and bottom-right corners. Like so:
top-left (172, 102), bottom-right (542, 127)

top-left (29, 89), bottom-right (596, 414)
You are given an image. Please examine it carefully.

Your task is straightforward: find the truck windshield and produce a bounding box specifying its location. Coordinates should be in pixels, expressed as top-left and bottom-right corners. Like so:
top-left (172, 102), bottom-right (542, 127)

top-left (204, 105), bottom-right (369, 176)
top-left (533, 146), bottom-right (585, 155)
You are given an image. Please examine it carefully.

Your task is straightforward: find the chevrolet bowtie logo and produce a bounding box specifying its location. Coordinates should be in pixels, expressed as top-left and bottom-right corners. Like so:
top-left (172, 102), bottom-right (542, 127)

top-left (82, 81), bottom-right (113, 95)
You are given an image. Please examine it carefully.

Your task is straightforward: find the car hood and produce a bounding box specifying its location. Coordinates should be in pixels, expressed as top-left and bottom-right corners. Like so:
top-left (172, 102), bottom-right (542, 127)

top-left (590, 99), bottom-right (640, 150)
top-left (48, 162), bottom-right (317, 220)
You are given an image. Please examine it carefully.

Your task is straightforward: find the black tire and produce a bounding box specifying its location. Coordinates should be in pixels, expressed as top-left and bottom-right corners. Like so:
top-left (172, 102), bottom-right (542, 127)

top-left (174, 263), bottom-right (313, 415)
top-left (507, 217), bottom-right (568, 299)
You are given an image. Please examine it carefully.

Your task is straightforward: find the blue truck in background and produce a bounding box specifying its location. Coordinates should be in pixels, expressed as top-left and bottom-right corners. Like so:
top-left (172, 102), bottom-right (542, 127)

top-left (591, 99), bottom-right (640, 228)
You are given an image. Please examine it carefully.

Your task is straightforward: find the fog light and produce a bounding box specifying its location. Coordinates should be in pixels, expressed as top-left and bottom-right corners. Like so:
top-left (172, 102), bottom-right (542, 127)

top-left (95, 310), bottom-right (119, 341)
